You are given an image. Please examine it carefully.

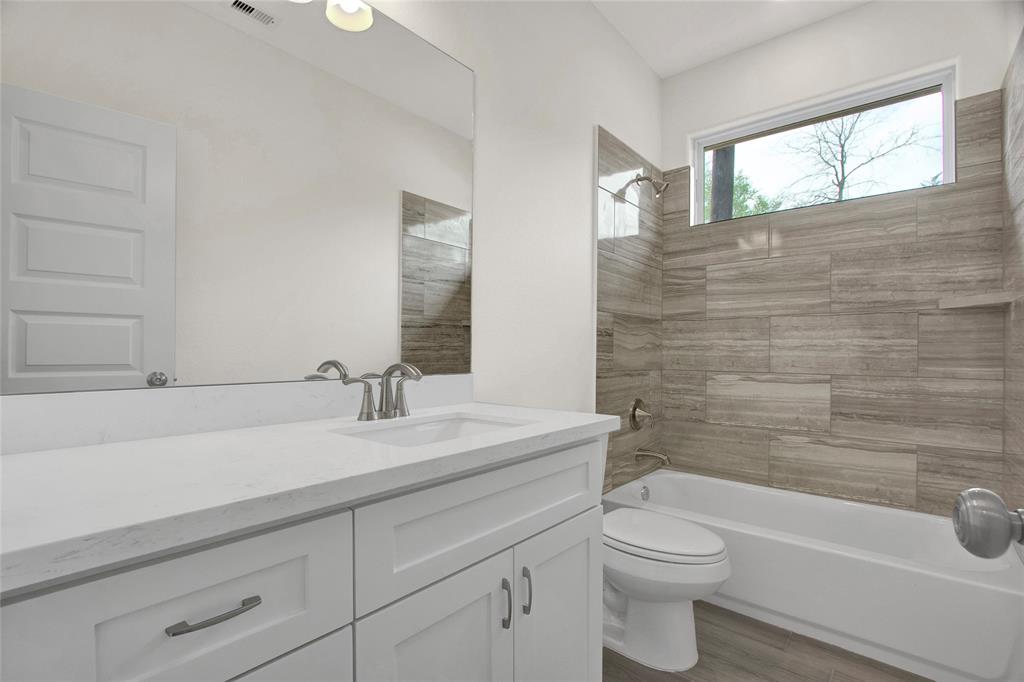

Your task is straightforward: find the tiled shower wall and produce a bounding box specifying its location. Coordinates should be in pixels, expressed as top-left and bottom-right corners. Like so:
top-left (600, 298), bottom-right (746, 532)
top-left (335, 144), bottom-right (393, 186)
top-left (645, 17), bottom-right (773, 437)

top-left (1005, 30), bottom-right (1024, 511)
top-left (597, 85), bottom-right (1020, 513)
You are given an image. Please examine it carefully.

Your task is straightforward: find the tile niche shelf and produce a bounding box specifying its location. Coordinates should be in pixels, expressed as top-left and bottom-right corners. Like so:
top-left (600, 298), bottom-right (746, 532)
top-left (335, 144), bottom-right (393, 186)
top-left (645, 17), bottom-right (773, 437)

top-left (937, 291), bottom-right (1020, 309)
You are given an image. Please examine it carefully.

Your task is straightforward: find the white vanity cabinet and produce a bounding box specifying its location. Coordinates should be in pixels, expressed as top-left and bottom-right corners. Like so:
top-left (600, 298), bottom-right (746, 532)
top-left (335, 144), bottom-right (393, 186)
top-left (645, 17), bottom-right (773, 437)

top-left (355, 508), bottom-right (602, 682)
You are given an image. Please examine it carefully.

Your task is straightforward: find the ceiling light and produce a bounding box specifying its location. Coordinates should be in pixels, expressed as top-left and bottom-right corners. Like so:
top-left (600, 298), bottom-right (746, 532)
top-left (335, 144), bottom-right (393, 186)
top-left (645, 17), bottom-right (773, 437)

top-left (326, 0), bottom-right (373, 32)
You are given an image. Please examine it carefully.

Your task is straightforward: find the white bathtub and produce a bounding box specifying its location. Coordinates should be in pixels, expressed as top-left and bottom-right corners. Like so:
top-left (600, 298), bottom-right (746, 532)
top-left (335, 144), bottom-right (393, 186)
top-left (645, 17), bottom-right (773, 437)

top-left (603, 471), bottom-right (1024, 682)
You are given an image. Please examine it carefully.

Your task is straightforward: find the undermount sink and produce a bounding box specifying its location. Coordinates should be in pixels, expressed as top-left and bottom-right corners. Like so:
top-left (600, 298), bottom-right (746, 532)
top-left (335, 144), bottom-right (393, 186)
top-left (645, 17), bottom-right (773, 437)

top-left (332, 414), bottom-right (532, 447)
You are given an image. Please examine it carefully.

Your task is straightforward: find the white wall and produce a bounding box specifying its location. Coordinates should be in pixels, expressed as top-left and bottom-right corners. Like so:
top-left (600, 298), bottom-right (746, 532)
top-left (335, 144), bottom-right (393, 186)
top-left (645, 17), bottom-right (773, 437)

top-left (661, 1), bottom-right (1024, 169)
top-left (375, 1), bottom-right (661, 411)
top-left (2, 1), bottom-right (472, 385)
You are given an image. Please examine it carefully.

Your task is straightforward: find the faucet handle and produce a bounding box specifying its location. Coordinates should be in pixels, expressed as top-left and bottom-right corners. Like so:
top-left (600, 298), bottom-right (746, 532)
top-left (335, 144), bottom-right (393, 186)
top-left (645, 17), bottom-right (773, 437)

top-left (394, 374), bottom-right (422, 418)
top-left (360, 372), bottom-right (382, 380)
top-left (342, 377), bottom-right (379, 421)
top-left (317, 360), bottom-right (350, 380)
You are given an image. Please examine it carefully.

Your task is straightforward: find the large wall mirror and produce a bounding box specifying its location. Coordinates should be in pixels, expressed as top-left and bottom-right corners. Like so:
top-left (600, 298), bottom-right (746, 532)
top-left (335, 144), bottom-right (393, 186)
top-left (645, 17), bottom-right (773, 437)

top-left (0, 0), bottom-right (473, 395)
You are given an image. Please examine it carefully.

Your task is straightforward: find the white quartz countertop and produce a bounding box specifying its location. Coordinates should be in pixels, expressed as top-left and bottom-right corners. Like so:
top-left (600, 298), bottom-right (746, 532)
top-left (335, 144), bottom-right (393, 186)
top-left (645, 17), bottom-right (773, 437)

top-left (1, 402), bottom-right (618, 598)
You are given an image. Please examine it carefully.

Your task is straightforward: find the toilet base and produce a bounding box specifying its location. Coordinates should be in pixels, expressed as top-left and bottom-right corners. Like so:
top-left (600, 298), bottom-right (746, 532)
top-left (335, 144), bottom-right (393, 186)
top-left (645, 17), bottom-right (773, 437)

top-left (603, 599), bottom-right (698, 672)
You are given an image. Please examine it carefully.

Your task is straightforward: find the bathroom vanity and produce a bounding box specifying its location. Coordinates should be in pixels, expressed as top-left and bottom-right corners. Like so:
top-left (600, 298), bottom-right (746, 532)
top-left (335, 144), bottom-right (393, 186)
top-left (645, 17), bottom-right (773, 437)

top-left (1, 404), bottom-right (617, 681)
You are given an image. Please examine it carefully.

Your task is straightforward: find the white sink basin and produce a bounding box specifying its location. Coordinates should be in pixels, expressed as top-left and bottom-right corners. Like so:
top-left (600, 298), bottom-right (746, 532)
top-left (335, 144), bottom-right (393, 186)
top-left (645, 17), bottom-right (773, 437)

top-left (332, 414), bottom-right (532, 447)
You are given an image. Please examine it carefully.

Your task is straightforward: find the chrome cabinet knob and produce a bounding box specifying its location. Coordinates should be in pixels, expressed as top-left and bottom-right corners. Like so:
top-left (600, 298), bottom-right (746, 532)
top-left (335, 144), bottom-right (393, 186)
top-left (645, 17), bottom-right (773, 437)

top-left (146, 371), bottom-right (169, 387)
top-left (953, 488), bottom-right (1024, 558)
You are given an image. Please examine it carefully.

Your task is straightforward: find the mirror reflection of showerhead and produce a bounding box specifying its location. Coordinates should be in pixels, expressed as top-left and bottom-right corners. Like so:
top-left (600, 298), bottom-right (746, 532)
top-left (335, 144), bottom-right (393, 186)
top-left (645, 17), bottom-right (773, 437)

top-left (633, 174), bottom-right (669, 198)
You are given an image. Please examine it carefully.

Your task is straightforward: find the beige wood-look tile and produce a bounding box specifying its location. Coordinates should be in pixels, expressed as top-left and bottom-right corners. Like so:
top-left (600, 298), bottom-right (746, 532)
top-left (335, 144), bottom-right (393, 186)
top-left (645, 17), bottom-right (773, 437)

top-left (768, 192), bottom-right (916, 258)
top-left (784, 634), bottom-right (929, 682)
top-left (916, 173), bottom-right (1004, 241)
top-left (659, 420), bottom-right (770, 485)
top-left (614, 196), bottom-right (662, 268)
top-left (424, 199), bottom-right (471, 248)
top-left (664, 318), bottom-right (770, 372)
top-left (424, 280), bottom-right (470, 323)
top-left (597, 370), bottom-right (661, 468)
top-left (663, 370), bottom-right (705, 422)
top-left (597, 126), bottom-right (663, 217)
top-left (916, 445), bottom-right (1004, 516)
top-left (402, 234), bottom-right (467, 282)
top-left (597, 251), bottom-right (661, 318)
top-left (1005, 300), bottom-right (1024, 457)
top-left (831, 376), bottom-right (1004, 452)
top-left (769, 434), bottom-right (916, 508)
top-left (663, 267), bottom-right (706, 320)
top-left (770, 313), bottom-right (917, 376)
top-left (662, 166), bottom-right (691, 221)
top-left (706, 255), bottom-right (830, 318)
top-left (706, 373), bottom-right (831, 433)
top-left (955, 90), bottom-right (1003, 171)
top-left (596, 311), bottom-right (614, 373)
top-left (613, 314), bottom-right (661, 371)
top-left (918, 309), bottom-right (1004, 380)
top-left (598, 187), bottom-right (615, 253)
top-left (401, 324), bottom-right (469, 375)
top-left (401, 191), bottom-right (426, 237)
top-left (831, 236), bottom-right (1003, 312)
top-left (1006, 451), bottom-right (1024, 510)
top-left (663, 215), bottom-right (769, 269)
top-left (401, 278), bottom-right (424, 320)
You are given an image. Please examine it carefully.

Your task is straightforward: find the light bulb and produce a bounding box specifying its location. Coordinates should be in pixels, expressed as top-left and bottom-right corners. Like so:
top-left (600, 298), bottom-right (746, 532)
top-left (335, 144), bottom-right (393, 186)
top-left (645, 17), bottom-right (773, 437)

top-left (326, 0), bottom-right (373, 31)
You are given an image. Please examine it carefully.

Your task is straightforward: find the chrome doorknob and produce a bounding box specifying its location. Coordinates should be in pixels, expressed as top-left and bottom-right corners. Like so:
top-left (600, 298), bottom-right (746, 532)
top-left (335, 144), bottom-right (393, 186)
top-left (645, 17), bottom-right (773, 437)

top-left (146, 371), bottom-right (169, 387)
top-left (953, 488), bottom-right (1024, 558)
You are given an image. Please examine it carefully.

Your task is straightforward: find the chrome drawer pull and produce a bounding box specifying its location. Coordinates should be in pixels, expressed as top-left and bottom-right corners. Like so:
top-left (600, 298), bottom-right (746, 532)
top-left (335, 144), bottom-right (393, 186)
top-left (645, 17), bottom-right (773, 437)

top-left (522, 566), bottom-right (533, 615)
top-left (164, 595), bottom-right (262, 637)
top-left (500, 578), bottom-right (512, 629)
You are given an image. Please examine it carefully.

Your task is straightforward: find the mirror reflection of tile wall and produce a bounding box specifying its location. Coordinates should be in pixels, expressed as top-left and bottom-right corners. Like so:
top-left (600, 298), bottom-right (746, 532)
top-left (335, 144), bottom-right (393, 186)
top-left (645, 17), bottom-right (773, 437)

top-left (400, 191), bottom-right (471, 374)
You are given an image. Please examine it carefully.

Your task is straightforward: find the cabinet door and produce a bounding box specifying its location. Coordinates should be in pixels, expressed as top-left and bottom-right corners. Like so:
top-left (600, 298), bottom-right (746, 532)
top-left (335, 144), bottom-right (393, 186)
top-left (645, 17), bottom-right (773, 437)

top-left (356, 550), bottom-right (514, 682)
top-left (234, 626), bottom-right (352, 682)
top-left (514, 508), bottom-right (602, 682)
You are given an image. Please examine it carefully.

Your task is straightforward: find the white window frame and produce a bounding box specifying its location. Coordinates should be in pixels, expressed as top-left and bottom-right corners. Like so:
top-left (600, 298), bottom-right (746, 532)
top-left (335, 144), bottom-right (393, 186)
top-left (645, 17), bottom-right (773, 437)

top-left (690, 66), bottom-right (956, 225)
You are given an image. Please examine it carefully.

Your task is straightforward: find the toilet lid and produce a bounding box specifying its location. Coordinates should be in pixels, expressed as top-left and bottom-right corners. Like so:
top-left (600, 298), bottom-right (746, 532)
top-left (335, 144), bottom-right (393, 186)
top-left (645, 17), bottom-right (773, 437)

top-left (603, 508), bottom-right (726, 564)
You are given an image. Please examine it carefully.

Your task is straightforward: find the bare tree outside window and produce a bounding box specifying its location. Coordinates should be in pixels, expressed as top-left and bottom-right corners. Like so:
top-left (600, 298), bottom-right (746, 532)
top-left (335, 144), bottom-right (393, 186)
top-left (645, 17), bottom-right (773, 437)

top-left (703, 89), bottom-right (943, 223)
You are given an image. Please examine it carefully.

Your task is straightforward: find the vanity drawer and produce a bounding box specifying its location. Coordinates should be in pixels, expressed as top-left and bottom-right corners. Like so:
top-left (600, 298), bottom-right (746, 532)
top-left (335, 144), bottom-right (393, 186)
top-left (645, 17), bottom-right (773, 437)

top-left (2, 512), bottom-right (353, 682)
top-left (354, 440), bottom-right (603, 615)
top-left (234, 626), bottom-right (353, 682)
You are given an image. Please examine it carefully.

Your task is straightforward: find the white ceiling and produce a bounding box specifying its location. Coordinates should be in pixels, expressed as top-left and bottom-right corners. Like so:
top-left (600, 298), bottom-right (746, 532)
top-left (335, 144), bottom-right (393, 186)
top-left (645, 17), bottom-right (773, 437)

top-left (592, 1), bottom-right (867, 79)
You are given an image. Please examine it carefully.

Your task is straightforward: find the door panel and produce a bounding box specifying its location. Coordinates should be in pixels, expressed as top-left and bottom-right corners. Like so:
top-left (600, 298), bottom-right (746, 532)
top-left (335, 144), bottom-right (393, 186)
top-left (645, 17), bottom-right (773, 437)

top-left (356, 550), bottom-right (514, 682)
top-left (1, 84), bottom-right (175, 393)
top-left (514, 508), bottom-right (603, 682)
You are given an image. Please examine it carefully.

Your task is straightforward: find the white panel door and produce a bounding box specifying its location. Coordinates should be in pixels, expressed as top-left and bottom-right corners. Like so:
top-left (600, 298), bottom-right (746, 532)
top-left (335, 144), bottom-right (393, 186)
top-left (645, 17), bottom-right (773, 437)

top-left (1, 84), bottom-right (175, 393)
top-left (355, 550), bottom-right (515, 682)
top-left (514, 508), bottom-right (603, 682)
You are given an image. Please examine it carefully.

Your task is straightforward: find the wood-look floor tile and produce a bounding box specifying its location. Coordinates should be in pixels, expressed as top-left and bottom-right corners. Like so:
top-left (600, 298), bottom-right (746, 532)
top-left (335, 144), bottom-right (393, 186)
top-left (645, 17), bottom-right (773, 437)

top-left (918, 309), bottom-right (1004, 380)
top-left (663, 370), bottom-right (705, 421)
top-left (785, 634), bottom-right (929, 682)
top-left (768, 192), bottom-right (916, 258)
top-left (706, 256), bottom-right (830, 318)
top-left (916, 173), bottom-right (1004, 241)
top-left (769, 434), bottom-right (916, 508)
top-left (831, 376), bottom-right (1004, 452)
top-left (830, 236), bottom-right (1003, 312)
top-left (770, 313), bottom-right (917, 376)
top-left (916, 445), bottom-right (1004, 516)
top-left (613, 314), bottom-right (662, 371)
top-left (598, 251), bottom-right (662, 318)
top-left (955, 90), bottom-right (1003, 171)
top-left (664, 318), bottom-right (770, 372)
top-left (663, 267), bottom-right (706, 320)
top-left (598, 126), bottom-right (663, 217)
top-left (664, 215), bottom-right (770, 269)
top-left (706, 373), bottom-right (830, 433)
top-left (659, 421), bottom-right (770, 485)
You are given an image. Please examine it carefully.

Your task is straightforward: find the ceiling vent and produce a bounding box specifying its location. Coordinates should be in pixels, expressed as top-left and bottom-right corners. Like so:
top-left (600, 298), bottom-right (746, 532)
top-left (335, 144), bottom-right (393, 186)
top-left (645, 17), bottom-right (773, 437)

top-left (229, 0), bottom-right (275, 26)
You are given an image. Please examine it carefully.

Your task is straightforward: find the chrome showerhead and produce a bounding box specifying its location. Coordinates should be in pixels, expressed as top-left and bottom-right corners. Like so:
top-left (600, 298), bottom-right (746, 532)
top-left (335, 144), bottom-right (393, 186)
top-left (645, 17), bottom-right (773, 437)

top-left (633, 174), bottom-right (669, 198)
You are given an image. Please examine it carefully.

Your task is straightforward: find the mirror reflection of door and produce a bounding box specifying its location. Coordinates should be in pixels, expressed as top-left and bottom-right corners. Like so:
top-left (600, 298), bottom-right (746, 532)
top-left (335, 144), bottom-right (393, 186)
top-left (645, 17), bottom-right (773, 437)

top-left (1, 85), bottom-right (176, 393)
top-left (400, 191), bottom-right (471, 375)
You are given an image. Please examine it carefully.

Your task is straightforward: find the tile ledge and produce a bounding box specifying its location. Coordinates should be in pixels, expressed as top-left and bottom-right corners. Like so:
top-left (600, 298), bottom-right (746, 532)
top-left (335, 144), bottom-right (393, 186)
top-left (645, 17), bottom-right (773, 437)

top-left (937, 291), bottom-right (1020, 309)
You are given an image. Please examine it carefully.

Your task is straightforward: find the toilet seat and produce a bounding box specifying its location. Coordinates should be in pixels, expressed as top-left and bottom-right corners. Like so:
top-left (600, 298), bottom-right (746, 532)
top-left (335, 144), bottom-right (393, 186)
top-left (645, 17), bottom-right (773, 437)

top-left (603, 508), bottom-right (727, 565)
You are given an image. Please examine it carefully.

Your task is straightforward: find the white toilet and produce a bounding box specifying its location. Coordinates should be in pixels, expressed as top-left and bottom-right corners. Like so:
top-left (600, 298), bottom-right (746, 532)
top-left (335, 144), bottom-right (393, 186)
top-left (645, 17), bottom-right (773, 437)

top-left (602, 507), bottom-right (731, 672)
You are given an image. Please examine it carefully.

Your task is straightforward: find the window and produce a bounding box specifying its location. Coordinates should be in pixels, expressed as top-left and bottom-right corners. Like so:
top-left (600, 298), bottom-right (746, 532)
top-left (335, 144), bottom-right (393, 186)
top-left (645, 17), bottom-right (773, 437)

top-left (693, 70), bottom-right (954, 224)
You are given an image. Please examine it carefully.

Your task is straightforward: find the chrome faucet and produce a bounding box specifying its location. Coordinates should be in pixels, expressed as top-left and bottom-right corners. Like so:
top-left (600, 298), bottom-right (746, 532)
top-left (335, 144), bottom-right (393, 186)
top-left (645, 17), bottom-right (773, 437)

top-left (379, 363), bottom-right (423, 419)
